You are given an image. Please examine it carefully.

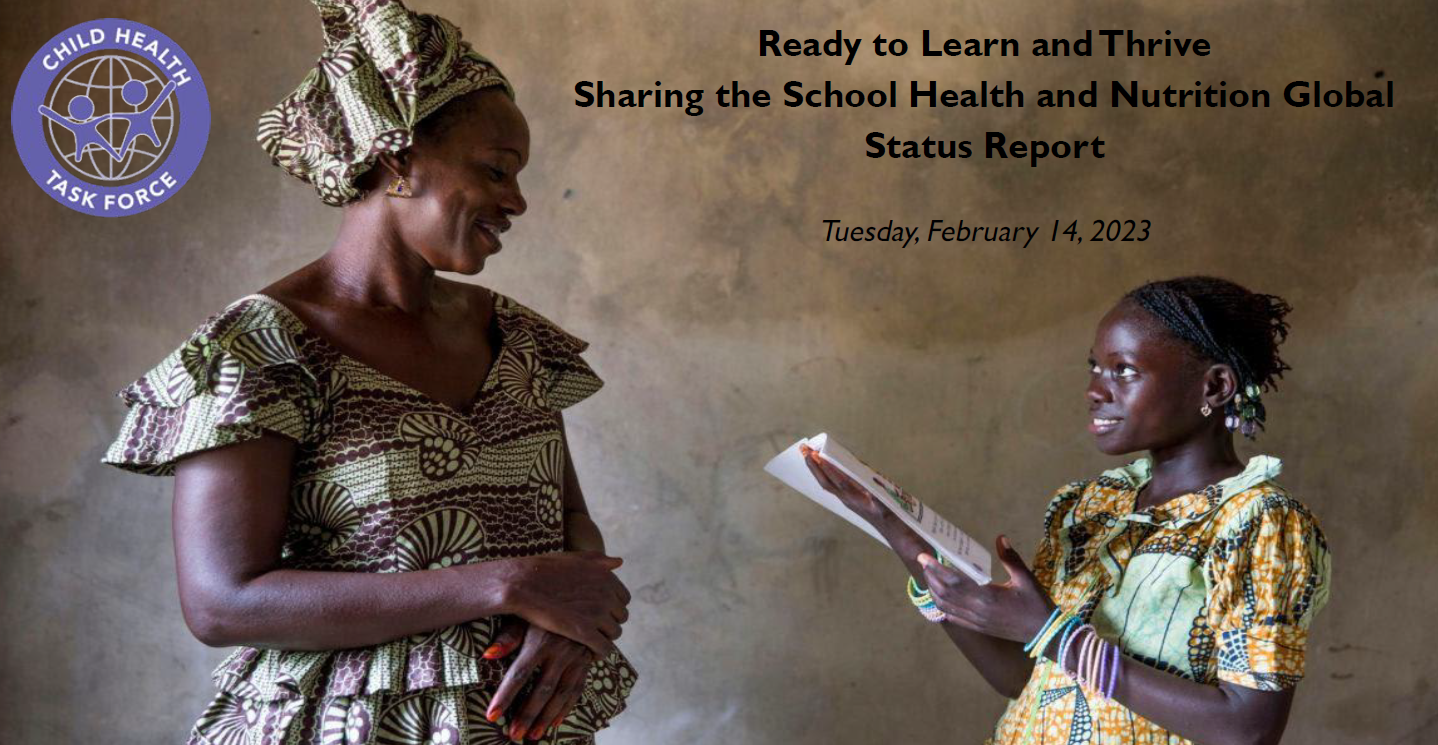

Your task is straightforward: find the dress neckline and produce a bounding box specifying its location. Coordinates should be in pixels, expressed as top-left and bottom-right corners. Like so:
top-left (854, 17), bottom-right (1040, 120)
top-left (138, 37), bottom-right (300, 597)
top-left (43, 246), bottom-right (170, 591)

top-left (1101, 454), bottom-right (1283, 527)
top-left (238, 290), bottom-right (506, 417)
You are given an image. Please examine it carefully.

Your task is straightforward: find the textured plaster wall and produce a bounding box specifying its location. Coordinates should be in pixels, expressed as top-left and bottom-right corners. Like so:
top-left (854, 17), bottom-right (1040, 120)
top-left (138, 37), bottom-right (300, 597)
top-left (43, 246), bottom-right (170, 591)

top-left (3, 0), bottom-right (1437, 743)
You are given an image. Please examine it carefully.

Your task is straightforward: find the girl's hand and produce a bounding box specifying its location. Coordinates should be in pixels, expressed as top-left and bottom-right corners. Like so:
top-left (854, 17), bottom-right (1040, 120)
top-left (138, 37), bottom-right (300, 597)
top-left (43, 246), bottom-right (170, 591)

top-left (497, 551), bottom-right (630, 658)
top-left (483, 617), bottom-right (596, 741)
top-left (801, 445), bottom-right (889, 526)
top-left (919, 535), bottom-right (1057, 643)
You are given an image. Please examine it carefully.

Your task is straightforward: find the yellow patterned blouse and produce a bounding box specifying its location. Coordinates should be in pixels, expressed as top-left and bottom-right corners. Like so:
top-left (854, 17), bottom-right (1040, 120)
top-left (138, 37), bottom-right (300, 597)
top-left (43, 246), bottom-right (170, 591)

top-left (987, 455), bottom-right (1332, 745)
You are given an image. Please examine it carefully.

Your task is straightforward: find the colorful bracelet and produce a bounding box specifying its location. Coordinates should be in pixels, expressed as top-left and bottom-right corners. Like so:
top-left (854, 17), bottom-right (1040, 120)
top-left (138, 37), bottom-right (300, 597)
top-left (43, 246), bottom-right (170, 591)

top-left (1024, 607), bottom-right (1067, 656)
top-left (905, 552), bottom-right (957, 623)
top-left (1057, 622), bottom-right (1093, 678)
top-left (1103, 641), bottom-right (1121, 699)
top-left (1061, 627), bottom-right (1122, 701)
top-left (906, 575), bottom-right (928, 605)
top-left (1032, 614), bottom-right (1072, 660)
top-left (1087, 634), bottom-right (1106, 692)
top-left (1076, 628), bottom-right (1100, 688)
top-left (906, 575), bottom-right (945, 622)
top-left (1050, 617), bottom-right (1082, 670)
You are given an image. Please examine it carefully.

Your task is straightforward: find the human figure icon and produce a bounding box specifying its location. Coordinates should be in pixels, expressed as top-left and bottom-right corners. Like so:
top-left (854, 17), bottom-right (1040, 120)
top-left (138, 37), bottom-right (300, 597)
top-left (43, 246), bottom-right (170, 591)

top-left (37, 94), bottom-right (122, 163)
top-left (108, 79), bottom-right (177, 157)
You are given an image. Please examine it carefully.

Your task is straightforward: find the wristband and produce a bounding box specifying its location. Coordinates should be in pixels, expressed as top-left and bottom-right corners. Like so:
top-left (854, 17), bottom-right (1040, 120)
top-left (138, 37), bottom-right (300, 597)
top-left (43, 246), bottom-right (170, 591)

top-left (916, 602), bottom-right (946, 623)
top-left (1057, 622), bottom-right (1092, 677)
top-left (1024, 607), bottom-right (1067, 655)
top-left (906, 552), bottom-right (956, 623)
top-left (1086, 636), bottom-right (1104, 691)
top-left (1102, 641), bottom-right (1121, 699)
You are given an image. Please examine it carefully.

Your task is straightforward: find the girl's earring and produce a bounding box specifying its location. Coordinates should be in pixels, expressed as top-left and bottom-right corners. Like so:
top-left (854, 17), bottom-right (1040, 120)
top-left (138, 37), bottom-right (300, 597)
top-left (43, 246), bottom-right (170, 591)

top-left (385, 175), bottom-right (414, 198)
top-left (1200, 402), bottom-right (1212, 417)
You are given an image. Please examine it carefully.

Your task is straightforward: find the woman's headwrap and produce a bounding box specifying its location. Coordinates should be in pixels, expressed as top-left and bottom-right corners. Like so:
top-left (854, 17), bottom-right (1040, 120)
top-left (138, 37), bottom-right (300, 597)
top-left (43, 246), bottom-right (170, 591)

top-left (257, 0), bottom-right (514, 207)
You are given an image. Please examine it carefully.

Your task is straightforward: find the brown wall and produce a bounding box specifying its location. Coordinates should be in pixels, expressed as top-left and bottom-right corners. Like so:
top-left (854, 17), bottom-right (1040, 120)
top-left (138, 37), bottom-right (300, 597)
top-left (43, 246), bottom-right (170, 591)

top-left (3, 0), bottom-right (1436, 742)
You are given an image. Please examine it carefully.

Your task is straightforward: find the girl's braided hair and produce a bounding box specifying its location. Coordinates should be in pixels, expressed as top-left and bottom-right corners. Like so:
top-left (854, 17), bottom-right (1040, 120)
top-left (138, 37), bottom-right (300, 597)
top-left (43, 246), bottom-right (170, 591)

top-left (1124, 276), bottom-right (1293, 439)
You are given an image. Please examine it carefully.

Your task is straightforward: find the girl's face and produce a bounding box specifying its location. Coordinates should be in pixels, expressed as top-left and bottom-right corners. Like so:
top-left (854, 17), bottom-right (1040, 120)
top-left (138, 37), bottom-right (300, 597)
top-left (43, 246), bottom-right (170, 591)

top-left (381, 87), bottom-right (530, 275)
top-left (1086, 300), bottom-right (1215, 455)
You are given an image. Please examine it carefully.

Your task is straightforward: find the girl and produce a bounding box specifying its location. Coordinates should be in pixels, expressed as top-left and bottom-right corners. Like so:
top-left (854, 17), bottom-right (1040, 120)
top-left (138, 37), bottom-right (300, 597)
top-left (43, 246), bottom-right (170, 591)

top-left (805, 276), bottom-right (1331, 745)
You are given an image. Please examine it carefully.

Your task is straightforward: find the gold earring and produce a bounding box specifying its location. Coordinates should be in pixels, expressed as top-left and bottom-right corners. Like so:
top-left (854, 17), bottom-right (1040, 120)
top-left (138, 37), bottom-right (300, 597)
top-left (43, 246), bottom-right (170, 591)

top-left (385, 175), bottom-right (414, 198)
top-left (385, 176), bottom-right (414, 198)
top-left (1200, 403), bottom-right (1212, 417)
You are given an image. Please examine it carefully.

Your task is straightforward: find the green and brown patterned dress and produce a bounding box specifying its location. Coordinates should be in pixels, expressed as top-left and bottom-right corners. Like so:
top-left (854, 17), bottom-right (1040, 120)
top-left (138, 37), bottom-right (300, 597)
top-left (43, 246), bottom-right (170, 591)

top-left (103, 291), bottom-right (637, 745)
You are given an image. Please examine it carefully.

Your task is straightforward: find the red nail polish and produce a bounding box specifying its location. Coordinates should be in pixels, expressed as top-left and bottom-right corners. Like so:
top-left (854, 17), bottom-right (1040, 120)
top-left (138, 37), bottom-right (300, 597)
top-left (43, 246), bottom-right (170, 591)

top-left (483, 644), bottom-right (504, 659)
top-left (487, 708), bottom-right (500, 723)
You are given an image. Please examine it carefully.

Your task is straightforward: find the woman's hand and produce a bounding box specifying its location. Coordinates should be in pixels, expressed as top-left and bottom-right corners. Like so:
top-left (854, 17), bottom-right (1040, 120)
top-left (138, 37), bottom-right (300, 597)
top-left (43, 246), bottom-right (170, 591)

top-left (801, 445), bottom-right (891, 527)
top-left (497, 551), bottom-right (630, 658)
top-left (482, 617), bottom-right (596, 742)
top-left (920, 535), bottom-right (1057, 643)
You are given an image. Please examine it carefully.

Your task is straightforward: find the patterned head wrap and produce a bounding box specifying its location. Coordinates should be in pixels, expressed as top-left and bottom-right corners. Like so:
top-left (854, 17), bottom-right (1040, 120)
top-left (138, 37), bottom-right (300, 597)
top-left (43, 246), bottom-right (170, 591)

top-left (257, 0), bottom-right (515, 207)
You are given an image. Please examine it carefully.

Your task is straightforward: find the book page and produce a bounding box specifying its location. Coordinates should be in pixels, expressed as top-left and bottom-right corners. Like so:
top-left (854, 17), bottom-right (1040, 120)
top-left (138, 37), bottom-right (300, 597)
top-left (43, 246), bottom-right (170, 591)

top-left (766, 433), bottom-right (992, 584)
top-left (763, 437), bottom-right (892, 547)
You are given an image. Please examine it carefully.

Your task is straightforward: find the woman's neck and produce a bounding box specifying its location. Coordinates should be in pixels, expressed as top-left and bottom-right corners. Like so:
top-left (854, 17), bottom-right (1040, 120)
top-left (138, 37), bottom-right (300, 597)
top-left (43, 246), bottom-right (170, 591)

top-left (308, 206), bottom-right (443, 314)
top-left (1137, 430), bottom-right (1244, 510)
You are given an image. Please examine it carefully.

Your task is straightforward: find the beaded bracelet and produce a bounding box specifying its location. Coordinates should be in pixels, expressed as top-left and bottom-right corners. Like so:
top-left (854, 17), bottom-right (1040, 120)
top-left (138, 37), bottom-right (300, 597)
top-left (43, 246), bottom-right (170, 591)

top-left (1076, 628), bottom-right (1100, 688)
top-left (909, 576), bottom-right (950, 622)
top-left (905, 575), bottom-right (933, 606)
top-left (1057, 622), bottom-right (1093, 678)
top-left (1060, 627), bottom-right (1122, 701)
top-left (1050, 617), bottom-right (1082, 670)
top-left (1087, 634), bottom-right (1105, 691)
top-left (905, 553), bottom-right (957, 623)
top-left (1103, 641), bottom-right (1121, 699)
top-left (904, 575), bottom-right (941, 621)
top-left (1024, 607), bottom-right (1067, 656)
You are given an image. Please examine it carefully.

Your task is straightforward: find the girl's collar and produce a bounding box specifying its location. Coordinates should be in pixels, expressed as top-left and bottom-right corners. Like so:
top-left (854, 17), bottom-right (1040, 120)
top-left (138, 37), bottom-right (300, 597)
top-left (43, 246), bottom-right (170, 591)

top-left (1101, 454), bottom-right (1283, 527)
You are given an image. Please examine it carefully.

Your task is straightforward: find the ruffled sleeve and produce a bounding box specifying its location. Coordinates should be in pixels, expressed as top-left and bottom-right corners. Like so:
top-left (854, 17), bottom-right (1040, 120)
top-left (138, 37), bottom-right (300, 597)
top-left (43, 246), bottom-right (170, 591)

top-left (1203, 492), bottom-right (1332, 690)
top-left (1032, 481), bottom-right (1086, 594)
top-left (102, 301), bottom-right (324, 476)
top-left (491, 292), bottom-right (604, 411)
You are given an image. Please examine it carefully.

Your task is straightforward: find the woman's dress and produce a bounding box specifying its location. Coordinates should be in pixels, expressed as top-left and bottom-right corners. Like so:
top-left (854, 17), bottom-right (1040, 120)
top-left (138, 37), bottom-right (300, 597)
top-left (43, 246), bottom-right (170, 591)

top-left (102, 291), bottom-right (636, 745)
top-left (988, 455), bottom-right (1331, 745)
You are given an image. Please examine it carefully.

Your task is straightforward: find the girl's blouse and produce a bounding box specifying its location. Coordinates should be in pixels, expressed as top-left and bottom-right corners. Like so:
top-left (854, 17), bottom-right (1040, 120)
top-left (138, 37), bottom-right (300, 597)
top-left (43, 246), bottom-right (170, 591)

top-left (988, 455), bottom-right (1331, 745)
top-left (101, 291), bottom-right (636, 739)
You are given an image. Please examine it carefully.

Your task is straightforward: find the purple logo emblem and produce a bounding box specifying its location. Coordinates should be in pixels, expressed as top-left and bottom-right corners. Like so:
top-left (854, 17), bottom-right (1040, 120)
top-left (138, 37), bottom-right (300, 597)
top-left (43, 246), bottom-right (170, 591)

top-left (10, 19), bottom-right (209, 217)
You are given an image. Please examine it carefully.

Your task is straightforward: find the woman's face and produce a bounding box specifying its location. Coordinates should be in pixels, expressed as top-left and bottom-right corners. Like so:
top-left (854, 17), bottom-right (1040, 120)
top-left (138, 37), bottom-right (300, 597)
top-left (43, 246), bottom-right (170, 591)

top-left (1086, 300), bottom-right (1214, 455)
top-left (382, 87), bottom-right (529, 275)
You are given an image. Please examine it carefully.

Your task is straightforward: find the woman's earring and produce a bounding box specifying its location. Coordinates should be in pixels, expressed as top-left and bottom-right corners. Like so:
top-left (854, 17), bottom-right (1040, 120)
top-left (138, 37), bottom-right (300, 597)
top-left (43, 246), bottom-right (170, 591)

top-left (1200, 403), bottom-right (1212, 417)
top-left (385, 175), bottom-right (414, 198)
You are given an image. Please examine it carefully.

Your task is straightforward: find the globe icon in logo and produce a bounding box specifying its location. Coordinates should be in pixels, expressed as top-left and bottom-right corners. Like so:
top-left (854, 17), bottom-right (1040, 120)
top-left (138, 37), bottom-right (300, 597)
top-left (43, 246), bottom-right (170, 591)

top-left (14, 18), bottom-right (210, 216)
top-left (40, 50), bottom-right (179, 185)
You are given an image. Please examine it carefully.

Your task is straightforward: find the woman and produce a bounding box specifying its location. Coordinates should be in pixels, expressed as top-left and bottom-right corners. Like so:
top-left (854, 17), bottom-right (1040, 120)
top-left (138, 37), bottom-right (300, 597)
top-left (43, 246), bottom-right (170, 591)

top-left (101, 2), bottom-right (636, 743)
top-left (805, 277), bottom-right (1331, 745)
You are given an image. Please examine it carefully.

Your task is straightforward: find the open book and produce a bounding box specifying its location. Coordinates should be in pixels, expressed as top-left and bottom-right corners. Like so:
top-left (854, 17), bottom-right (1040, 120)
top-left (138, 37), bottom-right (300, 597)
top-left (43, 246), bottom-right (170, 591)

top-left (764, 433), bottom-right (993, 585)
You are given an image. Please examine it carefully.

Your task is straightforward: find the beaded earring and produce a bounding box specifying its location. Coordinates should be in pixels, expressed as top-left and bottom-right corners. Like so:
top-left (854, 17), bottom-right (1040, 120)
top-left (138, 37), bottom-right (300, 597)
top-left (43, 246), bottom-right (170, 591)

top-left (1224, 383), bottom-right (1266, 439)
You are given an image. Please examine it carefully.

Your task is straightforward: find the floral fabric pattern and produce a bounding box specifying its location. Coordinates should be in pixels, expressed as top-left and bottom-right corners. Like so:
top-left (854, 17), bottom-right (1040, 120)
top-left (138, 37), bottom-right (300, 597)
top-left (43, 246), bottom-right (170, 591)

top-left (988, 455), bottom-right (1331, 745)
top-left (103, 290), bottom-right (634, 745)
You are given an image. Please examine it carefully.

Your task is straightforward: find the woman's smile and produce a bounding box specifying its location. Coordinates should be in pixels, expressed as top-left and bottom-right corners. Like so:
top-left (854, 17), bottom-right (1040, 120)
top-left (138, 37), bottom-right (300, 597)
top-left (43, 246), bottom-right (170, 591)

top-left (472, 218), bottom-right (507, 253)
top-left (1089, 415), bottom-right (1122, 435)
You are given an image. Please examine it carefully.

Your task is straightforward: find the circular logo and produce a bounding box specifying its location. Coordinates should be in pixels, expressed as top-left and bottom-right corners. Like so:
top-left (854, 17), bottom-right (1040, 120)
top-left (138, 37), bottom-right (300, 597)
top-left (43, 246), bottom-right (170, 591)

top-left (11, 19), bottom-right (209, 217)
